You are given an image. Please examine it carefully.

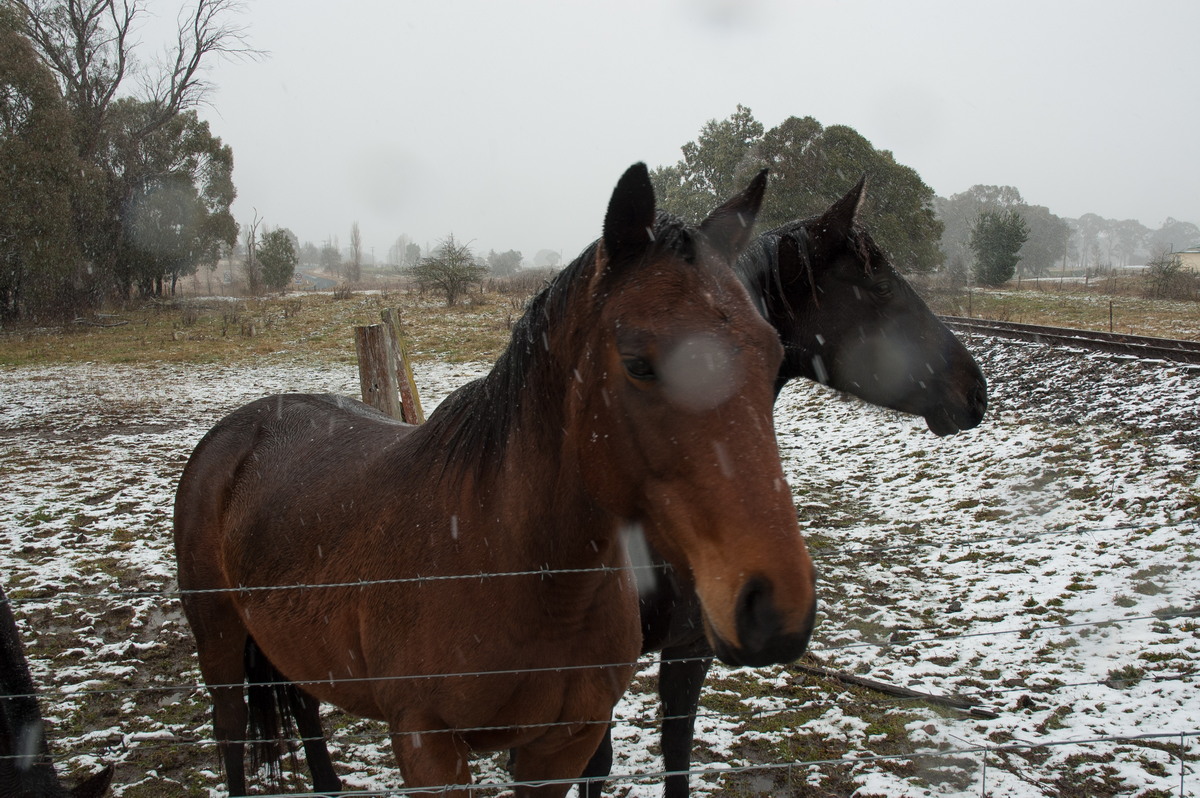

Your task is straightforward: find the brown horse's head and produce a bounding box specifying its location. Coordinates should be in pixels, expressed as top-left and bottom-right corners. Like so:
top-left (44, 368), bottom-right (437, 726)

top-left (564, 163), bottom-right (815, 667)
top-left (754, 179), bottom-right (987, 436)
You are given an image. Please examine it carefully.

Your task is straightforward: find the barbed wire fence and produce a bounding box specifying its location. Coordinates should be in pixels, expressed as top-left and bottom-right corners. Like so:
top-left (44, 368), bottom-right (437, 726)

top-left (3, 520), bottom-right (1198, 796)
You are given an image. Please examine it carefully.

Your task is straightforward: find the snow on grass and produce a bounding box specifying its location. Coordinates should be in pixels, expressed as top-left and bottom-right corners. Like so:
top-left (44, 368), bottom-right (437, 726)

top-left (1, 335), bottom-right (1198, 796)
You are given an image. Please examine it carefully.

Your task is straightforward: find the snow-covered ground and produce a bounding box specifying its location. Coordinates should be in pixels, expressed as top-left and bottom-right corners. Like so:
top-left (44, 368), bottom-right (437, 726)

top-left (1, 334), bottom-right (1197, 796)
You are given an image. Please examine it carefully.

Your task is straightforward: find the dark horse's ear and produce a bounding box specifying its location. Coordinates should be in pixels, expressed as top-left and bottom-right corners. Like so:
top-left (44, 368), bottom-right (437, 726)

top-left (603, 162), bottom-right (658, 265)
top-left (699, 168), bottom-right (768, 263)
top-left (812, 175), bottom-right (866, 260)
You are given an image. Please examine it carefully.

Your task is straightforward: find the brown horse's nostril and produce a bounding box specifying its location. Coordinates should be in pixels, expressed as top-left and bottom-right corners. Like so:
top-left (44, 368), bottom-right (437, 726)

top-left (736, 577), bottom-right (780, 653)
top-left (717, 576), bottom-right (813, 668)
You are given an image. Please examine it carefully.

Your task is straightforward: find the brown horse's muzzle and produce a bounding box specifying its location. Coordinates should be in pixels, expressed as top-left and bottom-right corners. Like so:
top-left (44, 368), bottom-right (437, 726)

top-left (707, 574), bottom-right (817, 666)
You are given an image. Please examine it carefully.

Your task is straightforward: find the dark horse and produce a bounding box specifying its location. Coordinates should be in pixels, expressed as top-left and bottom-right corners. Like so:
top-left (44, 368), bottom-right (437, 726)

top-left (578, 178), bottom-right (988, 798)
top-left (1, 587), bottom-right (113, 798)
top-left (174, 163), bottom-right (818, 796)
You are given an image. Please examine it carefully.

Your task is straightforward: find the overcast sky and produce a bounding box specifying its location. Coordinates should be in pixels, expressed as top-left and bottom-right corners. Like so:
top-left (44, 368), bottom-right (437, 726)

top-left (142, 0), bottom-right (1198, 265)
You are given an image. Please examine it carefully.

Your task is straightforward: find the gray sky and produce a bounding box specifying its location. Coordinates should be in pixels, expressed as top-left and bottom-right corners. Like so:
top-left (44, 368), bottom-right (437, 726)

top-left (145, 0), bottom-right (1199, 264)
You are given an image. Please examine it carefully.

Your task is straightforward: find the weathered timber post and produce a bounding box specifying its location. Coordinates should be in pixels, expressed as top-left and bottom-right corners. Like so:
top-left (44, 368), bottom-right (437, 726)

top-left (381, 307), bottom-right (425, 424)
top-left (354, 323), bottom-right (404, 420)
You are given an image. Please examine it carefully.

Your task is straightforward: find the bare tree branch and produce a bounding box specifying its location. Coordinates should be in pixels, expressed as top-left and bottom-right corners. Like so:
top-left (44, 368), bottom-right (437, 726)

top-left (12, 0), bottom-right (262, 153)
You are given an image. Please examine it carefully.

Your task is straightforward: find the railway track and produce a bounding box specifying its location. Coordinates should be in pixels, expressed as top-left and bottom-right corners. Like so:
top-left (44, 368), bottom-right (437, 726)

top-left (940, 316), bottom-right (1200, 366)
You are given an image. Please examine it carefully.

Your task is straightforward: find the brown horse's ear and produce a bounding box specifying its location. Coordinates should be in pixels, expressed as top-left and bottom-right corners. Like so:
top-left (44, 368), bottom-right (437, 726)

top-left (603, 162), bottom-right (657, 265)
top-left (812, 176), bottom-right (866, 259)
top-left (699, 168), bottom-right (768, 262)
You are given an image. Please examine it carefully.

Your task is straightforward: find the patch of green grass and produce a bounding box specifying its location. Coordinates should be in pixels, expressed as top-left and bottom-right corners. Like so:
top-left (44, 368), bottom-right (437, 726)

top-left (1104, 664), bottom-right (1145, 688)
top-left (1036, 704), bottom-right (1072, 733)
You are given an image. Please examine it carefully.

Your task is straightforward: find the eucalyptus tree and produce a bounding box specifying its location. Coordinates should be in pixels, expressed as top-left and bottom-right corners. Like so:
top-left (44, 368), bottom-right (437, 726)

top-left (652, 106), bottom-right (944, 272)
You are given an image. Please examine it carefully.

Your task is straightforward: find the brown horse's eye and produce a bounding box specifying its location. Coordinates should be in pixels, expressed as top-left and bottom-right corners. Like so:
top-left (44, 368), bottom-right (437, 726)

top-left (871, 280), bottom-right (893, 299)
top-left (622, 356), bottom-right (656, 381)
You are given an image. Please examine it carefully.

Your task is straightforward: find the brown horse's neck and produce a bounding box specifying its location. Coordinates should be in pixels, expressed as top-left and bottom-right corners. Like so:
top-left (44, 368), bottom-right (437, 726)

top-left (402, 258), bottom-right (621, 575)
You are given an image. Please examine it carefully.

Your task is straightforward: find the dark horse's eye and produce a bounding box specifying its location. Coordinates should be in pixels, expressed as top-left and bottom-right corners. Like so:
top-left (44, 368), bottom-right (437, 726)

top-left (622, 356), bottom-right (655, 381)
top-left (871, 280), bottom-right (894, 299)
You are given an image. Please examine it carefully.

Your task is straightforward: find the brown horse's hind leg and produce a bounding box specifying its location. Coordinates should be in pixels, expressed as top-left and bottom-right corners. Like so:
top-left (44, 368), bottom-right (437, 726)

top-left (289, 687), bottom-right (341, 793)
top-left (211, 680), bottom-right (249, 796)
top-left (390, 725), bottom-right (473, 797)
top-left (181, 593), bottom-right (251, 796)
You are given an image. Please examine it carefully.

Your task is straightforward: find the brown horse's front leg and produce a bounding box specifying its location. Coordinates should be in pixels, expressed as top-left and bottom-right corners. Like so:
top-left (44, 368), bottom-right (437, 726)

top-left (511, 720), bottom-right (612, 798)
top-left (390, 726), bottom-right (473, 797)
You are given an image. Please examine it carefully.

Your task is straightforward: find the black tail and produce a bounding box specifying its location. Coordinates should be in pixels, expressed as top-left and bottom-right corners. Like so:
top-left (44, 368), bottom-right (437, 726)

top-left (243, 637), bottom-right (300, 786)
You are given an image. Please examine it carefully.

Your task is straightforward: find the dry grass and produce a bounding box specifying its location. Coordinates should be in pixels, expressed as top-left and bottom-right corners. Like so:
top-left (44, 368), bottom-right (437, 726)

top-left (7, 275), bottom-right (1197, 372)
top-left (919, 279), bottom-right (1200, 341)
top-left (4, 275), bottom-right (1198, 370)
top-left (0, 289), bottom-right (519, 368)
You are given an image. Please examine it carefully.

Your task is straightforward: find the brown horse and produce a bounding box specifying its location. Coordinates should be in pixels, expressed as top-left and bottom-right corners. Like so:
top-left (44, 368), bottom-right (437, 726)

top-left (174, 163), bottom-right (817, 796)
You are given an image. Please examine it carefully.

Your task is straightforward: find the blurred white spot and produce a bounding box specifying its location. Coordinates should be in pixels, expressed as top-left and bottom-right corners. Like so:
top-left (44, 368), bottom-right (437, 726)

top-left (812, 355), bottom-right (829, 385)
top-left (621, 523), bottom-right (657, 598)
top-left (659, 334), bottom-right (739, 411)
top-left (450, 515), bottom-right (459, 540)
top-left (843, 334), bottom-right (920, 400)
top-left (17, 720), bottom-right (42, 770)
top-left (815, 334), bottom-right (826, 346)
top-left (712, 441), bottom-right (733, 478)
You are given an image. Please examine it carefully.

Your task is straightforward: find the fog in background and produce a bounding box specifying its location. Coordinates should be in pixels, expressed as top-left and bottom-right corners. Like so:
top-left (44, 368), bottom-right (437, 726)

top-left (139, 0), bottom-right (1199, 264)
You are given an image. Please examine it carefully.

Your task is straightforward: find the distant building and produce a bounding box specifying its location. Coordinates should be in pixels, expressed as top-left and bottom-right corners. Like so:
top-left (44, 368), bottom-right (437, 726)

top-left (1176, 248), bottom-right (1200, 273)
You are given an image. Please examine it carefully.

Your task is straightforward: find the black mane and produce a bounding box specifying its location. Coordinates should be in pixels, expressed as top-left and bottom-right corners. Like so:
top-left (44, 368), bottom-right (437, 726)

top-left (735, 215), bottom-right (882, 325)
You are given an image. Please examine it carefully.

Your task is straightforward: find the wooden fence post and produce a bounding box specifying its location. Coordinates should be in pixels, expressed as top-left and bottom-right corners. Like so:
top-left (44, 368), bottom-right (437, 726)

top-left (381, 307), bottom-right (425, 424)
top-left (354, 323), bottom-right (404, 420)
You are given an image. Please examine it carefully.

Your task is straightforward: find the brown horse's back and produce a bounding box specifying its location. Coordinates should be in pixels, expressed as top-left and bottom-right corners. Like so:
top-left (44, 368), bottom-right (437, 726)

top-left (175, 394), bottom-right (420, 718)
top-left (175, 393), bottom-right (414, 591)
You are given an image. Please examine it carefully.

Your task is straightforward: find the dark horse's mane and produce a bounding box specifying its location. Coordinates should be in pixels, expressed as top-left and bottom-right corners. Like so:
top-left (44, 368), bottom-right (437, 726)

top-left (737, 214), bottom-right (879, 324)
top-left (421, 210), bottom-right (696, 490)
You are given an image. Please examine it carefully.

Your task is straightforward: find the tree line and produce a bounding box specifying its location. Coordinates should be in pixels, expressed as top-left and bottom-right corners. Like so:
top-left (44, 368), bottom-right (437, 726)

top-left (654, 106), bottom-right (1199, 287)
top-left (0, 0), bottom-right (250, 324)
top-left (7, 37), bottom-right (1198, 325)
top-left (937, 184), bottom-right (1199, 286)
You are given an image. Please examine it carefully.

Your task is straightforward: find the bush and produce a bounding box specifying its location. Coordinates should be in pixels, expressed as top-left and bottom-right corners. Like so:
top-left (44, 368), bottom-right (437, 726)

top-left (1143, 250), bottom-right (1199, 301)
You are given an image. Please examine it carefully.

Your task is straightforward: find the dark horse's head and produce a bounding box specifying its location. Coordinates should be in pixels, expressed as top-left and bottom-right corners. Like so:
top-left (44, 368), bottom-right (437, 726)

top-left (742, 179), bottom-right (987, 435)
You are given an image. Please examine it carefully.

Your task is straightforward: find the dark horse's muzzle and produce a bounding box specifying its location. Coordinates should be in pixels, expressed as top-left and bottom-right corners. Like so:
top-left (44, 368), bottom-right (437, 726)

top-left (923, 367), bottom-right (988, 436)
